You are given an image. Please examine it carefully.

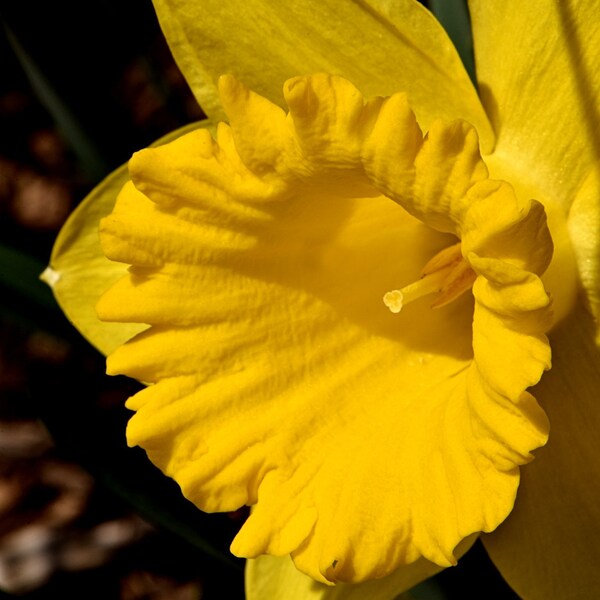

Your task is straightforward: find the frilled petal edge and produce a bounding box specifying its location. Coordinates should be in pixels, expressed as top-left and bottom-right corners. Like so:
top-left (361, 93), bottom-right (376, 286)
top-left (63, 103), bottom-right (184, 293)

top-left (152, 0), bottom-right (493, 148)
top-left (246, 535), bottom-right (477, 600)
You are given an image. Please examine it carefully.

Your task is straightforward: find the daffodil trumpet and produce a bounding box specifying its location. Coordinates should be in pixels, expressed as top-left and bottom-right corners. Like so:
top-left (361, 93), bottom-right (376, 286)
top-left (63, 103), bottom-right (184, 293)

top-left (91, 73), bottom-right (554, 585)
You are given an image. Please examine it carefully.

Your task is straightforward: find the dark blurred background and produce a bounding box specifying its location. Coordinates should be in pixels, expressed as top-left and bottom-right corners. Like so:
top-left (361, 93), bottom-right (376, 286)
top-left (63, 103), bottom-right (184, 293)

top-left (0, 0), bottom-right (518, 598)
top-left (0, 1), bottom-right (246, 598)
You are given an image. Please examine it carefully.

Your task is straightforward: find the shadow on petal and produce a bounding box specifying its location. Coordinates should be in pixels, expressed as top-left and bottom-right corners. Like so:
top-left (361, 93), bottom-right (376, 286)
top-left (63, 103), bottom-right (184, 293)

top-left (483, 300), bottom-right (600, 599)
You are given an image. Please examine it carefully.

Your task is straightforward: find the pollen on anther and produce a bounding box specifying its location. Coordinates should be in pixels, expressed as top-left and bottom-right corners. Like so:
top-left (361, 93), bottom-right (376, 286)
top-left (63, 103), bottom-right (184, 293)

top-left (383, 242), bottom-right (476, 314)
top-left (383, 290), bottom-right (404, 313)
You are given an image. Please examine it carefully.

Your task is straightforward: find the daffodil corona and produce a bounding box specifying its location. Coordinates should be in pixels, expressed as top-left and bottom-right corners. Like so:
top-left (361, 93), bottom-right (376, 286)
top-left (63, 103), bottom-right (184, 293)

top-left (95, 74), bottom-right (554, 584)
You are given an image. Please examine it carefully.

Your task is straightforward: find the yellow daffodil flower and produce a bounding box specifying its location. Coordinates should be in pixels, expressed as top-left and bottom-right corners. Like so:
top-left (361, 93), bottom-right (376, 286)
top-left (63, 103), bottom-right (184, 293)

top-left (43, 1), bottom-right (600, 599)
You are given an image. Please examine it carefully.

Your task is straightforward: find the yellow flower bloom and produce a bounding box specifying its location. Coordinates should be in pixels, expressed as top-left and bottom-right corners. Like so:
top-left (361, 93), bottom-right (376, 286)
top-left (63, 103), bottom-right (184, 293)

top-left (44, 1), bottom-right (600, 599)
top-left (98, 71), bottom-right (554, 583)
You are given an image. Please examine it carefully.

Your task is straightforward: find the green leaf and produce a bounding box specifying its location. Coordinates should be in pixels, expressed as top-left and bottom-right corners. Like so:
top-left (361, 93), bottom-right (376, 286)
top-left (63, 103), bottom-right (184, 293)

top-left (0, 243), bottom-right (57, 312)
top-left (2, 20), bottom-right (109, 180)
top-left (429, 0), bottom-right (476, 84)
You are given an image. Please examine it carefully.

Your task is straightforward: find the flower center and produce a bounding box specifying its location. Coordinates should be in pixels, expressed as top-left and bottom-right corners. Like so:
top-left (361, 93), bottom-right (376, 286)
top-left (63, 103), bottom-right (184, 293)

top-left (383, 242), bottom-right (476, 313)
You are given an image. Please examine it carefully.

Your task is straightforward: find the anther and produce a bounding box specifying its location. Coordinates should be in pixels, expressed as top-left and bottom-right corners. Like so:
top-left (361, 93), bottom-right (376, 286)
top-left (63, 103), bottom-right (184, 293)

top-left (383, 242), bottom-right (476, 313)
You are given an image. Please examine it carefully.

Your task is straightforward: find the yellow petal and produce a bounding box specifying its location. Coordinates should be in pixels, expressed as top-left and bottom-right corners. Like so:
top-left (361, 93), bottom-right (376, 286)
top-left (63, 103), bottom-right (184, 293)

top-left (483, 303), bottom-right (600, 599)
top-left (567, 163), bottom-right (600, 341)
top-left (44, 161), bottom-right (146, 356)
top-left (471, 0), bottom-right (599, 324)
top-left (469, 0), bottom-right (600, 206)
top-left (151, 0), bottom-right (493, 147)
top-left (98, 75), bottom-right (552, 583)
top-left (246, 535), bottom-right (477, 600)
top-left (44, 121), bottom-right (213, 356)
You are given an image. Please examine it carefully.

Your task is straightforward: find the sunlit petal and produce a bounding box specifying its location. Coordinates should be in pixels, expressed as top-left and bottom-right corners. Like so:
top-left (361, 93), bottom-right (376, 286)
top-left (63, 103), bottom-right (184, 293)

top-left (470, 0), bottom-right (600, 206)
top-left (45, 160), bottom-right (144, 356)
top-left (152, 0), bottom-right (493, 147)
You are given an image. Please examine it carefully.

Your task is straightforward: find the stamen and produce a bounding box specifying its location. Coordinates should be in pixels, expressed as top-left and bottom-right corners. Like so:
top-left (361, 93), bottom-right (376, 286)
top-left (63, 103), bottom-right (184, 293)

top-left (384, 242), bottom-right (476, 314)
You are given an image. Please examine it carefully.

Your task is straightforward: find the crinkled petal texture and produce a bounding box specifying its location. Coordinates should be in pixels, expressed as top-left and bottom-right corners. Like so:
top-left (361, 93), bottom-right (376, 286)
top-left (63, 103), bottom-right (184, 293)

top-left (97, 75), bottom-right (553, 584)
